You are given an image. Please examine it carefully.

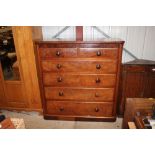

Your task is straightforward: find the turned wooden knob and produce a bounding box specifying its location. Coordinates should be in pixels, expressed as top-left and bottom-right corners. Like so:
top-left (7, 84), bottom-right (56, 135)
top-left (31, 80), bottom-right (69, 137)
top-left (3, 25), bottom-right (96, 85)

top-left (96, 64), bottom-right (101, 69)
top-left (57, 77), bottom-right (62, 82)
top-left (96, 51), bottom-right (101, 56)
top-left (96, 77), bottom-right (100, 83)
top-left (95, 107), bottom-right (99, 112)
top-left (56, 51), bottom-right (61, 56)
top-left (95, 93), bottom-right (99, 97)
top-left (59, 107), bottom-right (64, 111)
top-left (57, 64), bottom-right (62, 69)
top-left (59, 91), bottom-right (64, 96)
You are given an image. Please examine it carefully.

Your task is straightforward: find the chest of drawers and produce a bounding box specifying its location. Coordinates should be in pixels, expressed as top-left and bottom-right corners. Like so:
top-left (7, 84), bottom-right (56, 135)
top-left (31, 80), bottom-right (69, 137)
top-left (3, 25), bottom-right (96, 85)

top-left (35, 40), bottom-right (124, 121)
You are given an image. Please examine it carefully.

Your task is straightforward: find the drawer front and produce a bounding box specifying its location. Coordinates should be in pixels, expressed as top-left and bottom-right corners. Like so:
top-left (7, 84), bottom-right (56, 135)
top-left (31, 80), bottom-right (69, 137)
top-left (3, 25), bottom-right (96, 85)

top-left (45, 87), bottom-right (114, 102)
top-left (42, 60), bottom-right (117, 74)
top-left (79, 48), bottom-right (118, 59)
top-left (46, 101), bottom-right (113, 117)
top-left (43, 73), bottom-right (116, 88)
top-left (40, 48), bottom-right (77, 58)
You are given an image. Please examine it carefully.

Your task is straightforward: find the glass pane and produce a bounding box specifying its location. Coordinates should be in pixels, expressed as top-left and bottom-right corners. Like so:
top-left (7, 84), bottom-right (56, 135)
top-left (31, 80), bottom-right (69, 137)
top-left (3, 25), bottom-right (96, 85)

top-left (0, 26), bottom-right (20, 81)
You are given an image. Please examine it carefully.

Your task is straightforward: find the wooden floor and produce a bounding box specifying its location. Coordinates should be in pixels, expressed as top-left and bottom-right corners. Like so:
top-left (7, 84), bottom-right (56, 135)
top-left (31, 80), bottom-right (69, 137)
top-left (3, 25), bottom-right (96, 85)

top-left (0, 110), bottom-right (122, 129)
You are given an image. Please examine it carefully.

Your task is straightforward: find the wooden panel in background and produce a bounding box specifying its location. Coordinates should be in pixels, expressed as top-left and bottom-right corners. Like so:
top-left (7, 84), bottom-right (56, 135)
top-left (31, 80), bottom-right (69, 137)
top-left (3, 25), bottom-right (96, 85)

top-left (4, 81), bottom-right (25, 103)
top-left (32, 26), bottom-right (43, 40)
top-left (76, 26), bottom-right (83, 41)
top-left (0, 81), bottom-right (5, 106)
top-left (12, 27), bottom-right (42, 110)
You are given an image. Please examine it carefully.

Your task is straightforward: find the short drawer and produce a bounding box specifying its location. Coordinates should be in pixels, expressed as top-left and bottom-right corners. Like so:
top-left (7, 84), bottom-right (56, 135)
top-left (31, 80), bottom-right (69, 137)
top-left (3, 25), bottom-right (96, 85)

top-left (40, 48), bottom-right (77, 58)
top-left (46, 101), bottom-right (113, 117)
top-left (45, 87), bottom-right (114, 102)
top-left (79, 48), bottom-right (118, 59)
top-left (43, 73), bottom-right (116, 88)
top-left (42, 60), bottom-right (117, 74)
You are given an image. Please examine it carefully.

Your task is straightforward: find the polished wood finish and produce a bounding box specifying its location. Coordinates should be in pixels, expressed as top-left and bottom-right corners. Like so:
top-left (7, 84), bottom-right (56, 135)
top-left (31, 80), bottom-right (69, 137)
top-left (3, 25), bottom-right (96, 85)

top-left (79, 48), bottom-right (118, 59)
top-left (118, 59), bottom-right (155, 115)
top-left (45, 87), bottom-right (114, 101)
top-left (35, 39), bottom-right (124, 121)
top-left (42, 60), bottom-right (117, 73)
top-left (40, 48), bottom-right (77, 58)
top-left (123, 98), bottom-right (155, 129)
top-left (43, 73), bottom-right (116, 87)
top-left (46, 101), bottom-right (113, 117)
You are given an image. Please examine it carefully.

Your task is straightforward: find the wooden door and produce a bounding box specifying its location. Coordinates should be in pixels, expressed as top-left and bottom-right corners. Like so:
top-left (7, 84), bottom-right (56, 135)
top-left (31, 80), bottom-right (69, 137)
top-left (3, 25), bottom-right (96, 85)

top-left (0, 26), bottom-right (42, 111)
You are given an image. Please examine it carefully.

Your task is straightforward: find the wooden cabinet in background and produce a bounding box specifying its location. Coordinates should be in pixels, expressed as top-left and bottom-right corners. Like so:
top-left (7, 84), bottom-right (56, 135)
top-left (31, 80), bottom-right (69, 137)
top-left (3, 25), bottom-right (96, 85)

top-left (0, 27), bottom-right (42, 112)
top-left (35, 39), bottom-right (124, 121)
top-left (118, 59), bottom-right (155, 115)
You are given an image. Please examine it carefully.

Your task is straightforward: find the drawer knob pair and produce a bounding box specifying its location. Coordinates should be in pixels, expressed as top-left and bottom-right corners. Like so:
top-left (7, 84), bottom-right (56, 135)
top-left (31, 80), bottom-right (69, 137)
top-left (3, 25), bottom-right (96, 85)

top-left (96, 51), bottom-right (101, 56)
top-left (57, 77), bottom-right (63, 82)
top-left (56, 51), bottom-right (61, 56)
top-left (96, 64), bottom-right (101, 69)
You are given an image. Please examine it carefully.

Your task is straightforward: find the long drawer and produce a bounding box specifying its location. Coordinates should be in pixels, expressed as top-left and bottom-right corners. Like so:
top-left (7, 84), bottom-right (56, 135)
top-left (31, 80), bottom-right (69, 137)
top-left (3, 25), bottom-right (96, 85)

top-left (42, 60), bottom-right (117, 73)
top-left (43, 73), bottom-right (116, 88)
top-left (46, 101), bottom-right (113, 117)
top-left (45, 87), bottom-right (114, 102)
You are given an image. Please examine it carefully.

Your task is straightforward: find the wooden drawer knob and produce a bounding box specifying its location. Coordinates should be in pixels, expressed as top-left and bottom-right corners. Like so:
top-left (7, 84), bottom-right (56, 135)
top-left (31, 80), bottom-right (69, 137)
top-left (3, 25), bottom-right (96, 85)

top-left (56, 51), bottom-right (61, 56)
top-left (59, 107), bottom-right (64, 111)
top-left (96, 77), bottom-right (100, 83)
top-left (95, 93), bottom-right (99, 97)
top-left (57, 64), bottom-right (62, 69)
top-left (59, 91), bottom-right (64, 96)
top-left (95, 107), bottom-right (99, 112)
top-left (57, 77), bottom-right (63, 82)
top-left (96, 51), bottom-right (101, 56)
top-left (96, 64), bottom-right (101, 69)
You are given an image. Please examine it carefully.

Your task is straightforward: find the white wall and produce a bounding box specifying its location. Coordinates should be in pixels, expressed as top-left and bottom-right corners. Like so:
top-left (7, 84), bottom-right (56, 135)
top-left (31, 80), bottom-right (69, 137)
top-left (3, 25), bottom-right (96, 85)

top-left (42, 26), bottom-right (155, 63)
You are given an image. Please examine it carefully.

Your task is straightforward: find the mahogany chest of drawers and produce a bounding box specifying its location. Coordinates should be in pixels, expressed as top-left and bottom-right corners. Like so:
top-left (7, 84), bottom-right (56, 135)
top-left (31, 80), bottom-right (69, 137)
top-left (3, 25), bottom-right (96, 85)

top-left (35, 39), bottom-right (124, 121)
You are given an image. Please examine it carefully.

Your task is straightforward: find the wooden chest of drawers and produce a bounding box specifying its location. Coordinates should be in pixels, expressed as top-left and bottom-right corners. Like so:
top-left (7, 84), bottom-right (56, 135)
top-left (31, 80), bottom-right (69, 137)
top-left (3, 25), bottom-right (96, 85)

top-left (35, 40), bottom-right (124, 121)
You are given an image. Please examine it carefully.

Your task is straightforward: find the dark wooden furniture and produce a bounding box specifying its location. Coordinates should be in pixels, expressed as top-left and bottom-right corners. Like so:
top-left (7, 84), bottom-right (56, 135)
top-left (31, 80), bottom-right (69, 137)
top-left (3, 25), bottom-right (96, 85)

top-left (118, 59), bottom-right (155, 115)
top-left (123, 98), bottom-right (155, 129)
top-left (35, 39), bottom-right (124, 121)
